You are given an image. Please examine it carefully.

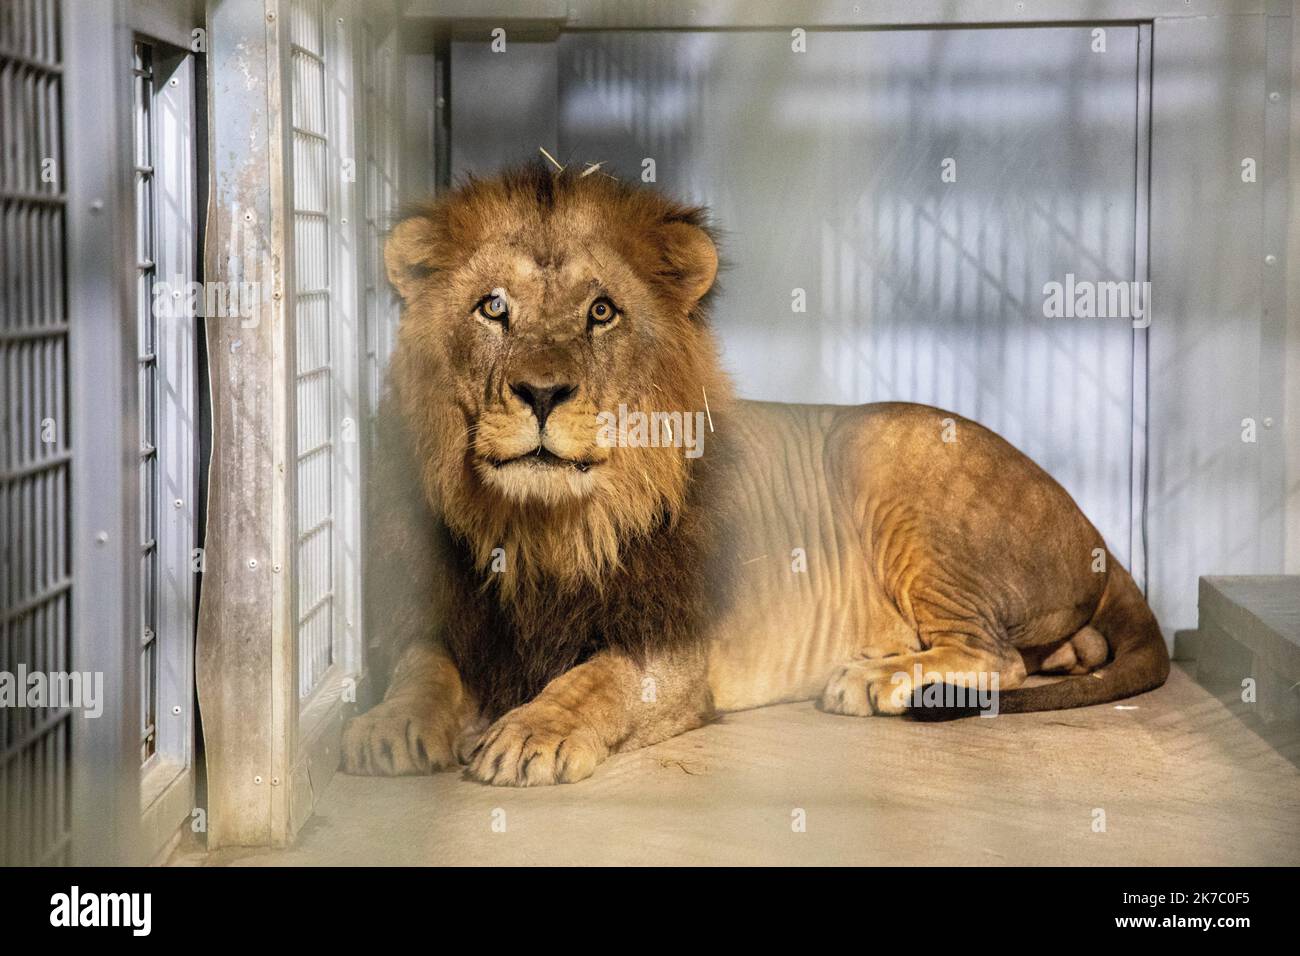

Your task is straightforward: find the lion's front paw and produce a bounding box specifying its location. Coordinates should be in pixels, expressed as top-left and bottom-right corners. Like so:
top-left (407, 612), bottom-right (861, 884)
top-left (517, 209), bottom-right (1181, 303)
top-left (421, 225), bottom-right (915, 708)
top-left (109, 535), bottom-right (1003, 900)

top-left (341, 695), bottom-right (462, 776)
top-left (819, 660), bottom-right (911, 716)
top-left (465, 702), bottom-right (607, 787)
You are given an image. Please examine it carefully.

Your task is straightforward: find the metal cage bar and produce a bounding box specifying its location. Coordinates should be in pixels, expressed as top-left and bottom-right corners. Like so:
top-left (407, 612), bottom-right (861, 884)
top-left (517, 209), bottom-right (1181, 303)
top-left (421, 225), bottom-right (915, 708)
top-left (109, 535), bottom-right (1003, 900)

top-left (0, 0), bottom-right (73, 867)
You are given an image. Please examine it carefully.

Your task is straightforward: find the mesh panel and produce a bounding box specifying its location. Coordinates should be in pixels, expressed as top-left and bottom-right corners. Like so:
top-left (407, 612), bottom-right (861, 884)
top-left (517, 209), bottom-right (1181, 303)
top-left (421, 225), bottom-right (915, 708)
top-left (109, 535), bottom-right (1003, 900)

top-left (0, 0), bottom-right (73, 866)
top-left (291, 0), bottom-right (335, 698)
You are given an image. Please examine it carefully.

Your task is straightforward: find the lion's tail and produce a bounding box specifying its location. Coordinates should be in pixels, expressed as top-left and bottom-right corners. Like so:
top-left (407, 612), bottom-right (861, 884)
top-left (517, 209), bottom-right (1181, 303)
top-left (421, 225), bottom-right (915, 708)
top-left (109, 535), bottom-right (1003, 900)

top-left (996, 561), bottom-right (1170, 714)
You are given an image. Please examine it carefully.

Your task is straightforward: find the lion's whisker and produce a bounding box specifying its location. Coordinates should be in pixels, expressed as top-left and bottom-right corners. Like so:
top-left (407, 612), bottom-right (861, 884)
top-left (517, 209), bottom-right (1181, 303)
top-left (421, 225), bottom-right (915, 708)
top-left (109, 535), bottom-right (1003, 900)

top-left (538, 146), bottom-right (564, 172)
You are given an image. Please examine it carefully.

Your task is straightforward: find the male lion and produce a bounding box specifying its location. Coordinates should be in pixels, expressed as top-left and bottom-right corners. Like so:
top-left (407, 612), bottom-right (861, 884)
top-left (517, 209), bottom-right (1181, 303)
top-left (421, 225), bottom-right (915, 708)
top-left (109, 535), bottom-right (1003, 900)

top-left (342, 164), bottom-right (1169, 786)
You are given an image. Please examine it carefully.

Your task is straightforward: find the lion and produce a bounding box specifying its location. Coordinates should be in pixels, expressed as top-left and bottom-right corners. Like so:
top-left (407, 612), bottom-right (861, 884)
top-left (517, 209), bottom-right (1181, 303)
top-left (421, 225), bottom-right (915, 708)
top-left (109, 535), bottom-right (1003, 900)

top-left (341, 163), bottom-right (1170, 786)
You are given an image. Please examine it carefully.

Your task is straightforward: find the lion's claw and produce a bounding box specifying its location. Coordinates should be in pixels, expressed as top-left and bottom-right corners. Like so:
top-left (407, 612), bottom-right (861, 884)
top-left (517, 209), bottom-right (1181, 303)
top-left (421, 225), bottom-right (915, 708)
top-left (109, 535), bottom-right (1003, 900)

top-left (465, 703), bottom-right (606, 786)
top-left (341, 696), bottom-right (461, 776)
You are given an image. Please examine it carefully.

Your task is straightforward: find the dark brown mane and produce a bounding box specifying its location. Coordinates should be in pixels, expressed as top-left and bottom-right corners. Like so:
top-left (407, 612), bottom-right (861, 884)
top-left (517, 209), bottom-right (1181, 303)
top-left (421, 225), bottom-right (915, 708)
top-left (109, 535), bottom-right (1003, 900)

top-left (444, 424), bottom-right (736, 719)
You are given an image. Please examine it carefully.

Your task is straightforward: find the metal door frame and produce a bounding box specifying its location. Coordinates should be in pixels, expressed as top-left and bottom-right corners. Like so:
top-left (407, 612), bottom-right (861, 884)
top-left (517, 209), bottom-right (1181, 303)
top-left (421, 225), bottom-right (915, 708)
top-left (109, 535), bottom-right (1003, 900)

top-left (128, 25), bottom-right (203, 862)
top-left (65, 0), bottom-right (141, 866)
top-left (198, 0), bottom-right (402, 849)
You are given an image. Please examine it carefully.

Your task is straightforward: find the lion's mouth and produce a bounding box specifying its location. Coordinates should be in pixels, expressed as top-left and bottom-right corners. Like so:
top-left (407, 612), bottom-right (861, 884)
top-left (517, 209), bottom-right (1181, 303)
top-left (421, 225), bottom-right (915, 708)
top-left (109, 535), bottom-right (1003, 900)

top-left (487, 447), bottom-right (597, 473)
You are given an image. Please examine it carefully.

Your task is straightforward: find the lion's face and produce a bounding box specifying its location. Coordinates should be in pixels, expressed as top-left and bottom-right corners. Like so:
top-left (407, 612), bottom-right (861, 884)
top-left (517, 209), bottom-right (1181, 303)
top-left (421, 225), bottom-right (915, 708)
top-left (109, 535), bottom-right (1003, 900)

top-left (424, 231), bottom-right (670, 506)
top-left (385, 166), bottom-right (729, 576)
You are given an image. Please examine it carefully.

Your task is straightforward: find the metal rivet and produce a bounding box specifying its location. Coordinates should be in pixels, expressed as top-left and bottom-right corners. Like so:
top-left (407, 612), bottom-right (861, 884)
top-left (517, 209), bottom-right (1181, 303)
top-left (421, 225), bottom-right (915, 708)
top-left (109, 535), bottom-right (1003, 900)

top-left (254, 775), bottom-right (263, 784)
top-left (266, 11), bottom-right (275, 21)
top-left (168, 78), bottom-right (178, 87)
top-left (173, 498), bottom-right (183, 509)
top-left (271, 777), bottom-right (281, 786)
top-left (172, 705), bottom-right (182, 715)
top-left (1263, 417), bottom-right (1274, 428)
top-left (89, 199), bottom-right (103, 213)
top-left (95, 531), bottom-right (108, 545)
top-left (272, 563), bottom-right (282, 573)
top-left (1268, 91), bottom-right (1280, 103)
top-left (340, 217), bottom-right (348, 224)
top-left (243, 211), bottom-right (253, 222)
top-left (1265, 254), bottom-right (1278, 266)
top-left (248, 558), bottom-right (259, 569)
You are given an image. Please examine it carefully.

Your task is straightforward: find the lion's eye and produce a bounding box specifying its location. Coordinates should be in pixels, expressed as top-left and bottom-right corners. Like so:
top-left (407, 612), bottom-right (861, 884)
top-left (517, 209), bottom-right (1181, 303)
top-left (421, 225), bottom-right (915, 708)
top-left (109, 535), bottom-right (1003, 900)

top-left (477, 293), bottom-right (508, 325)
top-left (588, 297), bottom-right (618, 327)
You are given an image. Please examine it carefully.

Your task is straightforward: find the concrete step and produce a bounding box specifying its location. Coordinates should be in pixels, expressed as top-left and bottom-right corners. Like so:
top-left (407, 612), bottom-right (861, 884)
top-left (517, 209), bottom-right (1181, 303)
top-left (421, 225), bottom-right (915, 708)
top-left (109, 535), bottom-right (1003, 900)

top-left (1189, 576), bottom-right (1300, 769)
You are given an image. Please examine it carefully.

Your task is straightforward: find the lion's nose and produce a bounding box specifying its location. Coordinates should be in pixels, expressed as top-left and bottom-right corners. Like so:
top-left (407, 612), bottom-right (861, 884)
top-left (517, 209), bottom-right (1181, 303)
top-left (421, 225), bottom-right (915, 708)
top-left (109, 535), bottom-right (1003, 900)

top-left (510, 380), bottom-right (577, 429)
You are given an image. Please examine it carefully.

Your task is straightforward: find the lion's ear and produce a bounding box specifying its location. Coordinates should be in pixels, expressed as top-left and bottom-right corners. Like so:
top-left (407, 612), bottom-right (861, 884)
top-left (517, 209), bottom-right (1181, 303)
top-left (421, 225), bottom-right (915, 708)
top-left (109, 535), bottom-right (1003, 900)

top-left (385, 214), bottom-right (440, 302)
top-left (659, 221), bottom-right (718, 309)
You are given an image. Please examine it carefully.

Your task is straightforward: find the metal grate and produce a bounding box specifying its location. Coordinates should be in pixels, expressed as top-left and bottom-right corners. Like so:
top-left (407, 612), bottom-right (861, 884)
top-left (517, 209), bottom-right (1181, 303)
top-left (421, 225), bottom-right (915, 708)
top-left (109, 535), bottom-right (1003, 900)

top-left (291, 0), bottom-right (336, 699)
top-left (0, 0), bottom-right (73, 866)
top-left (361, 19), bottom-right (400, 434)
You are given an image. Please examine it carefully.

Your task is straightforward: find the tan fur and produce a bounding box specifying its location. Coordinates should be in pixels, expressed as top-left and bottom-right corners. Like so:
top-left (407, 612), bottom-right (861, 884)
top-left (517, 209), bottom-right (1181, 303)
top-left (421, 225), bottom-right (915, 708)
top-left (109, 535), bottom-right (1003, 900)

top-left (341, 165), bottom-right (1169, 786)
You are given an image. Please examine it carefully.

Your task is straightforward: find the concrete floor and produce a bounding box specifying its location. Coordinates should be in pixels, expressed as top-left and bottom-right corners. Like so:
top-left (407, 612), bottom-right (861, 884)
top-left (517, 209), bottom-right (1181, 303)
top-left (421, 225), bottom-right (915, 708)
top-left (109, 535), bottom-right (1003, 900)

top-left (189, 665), bottom-right (1300, 866)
